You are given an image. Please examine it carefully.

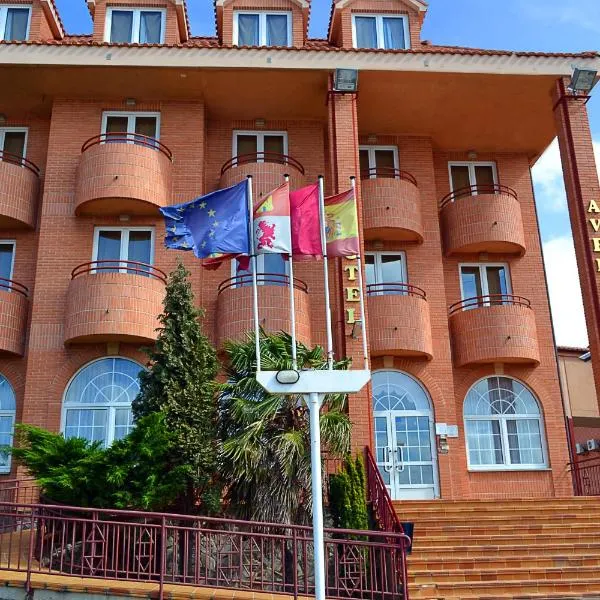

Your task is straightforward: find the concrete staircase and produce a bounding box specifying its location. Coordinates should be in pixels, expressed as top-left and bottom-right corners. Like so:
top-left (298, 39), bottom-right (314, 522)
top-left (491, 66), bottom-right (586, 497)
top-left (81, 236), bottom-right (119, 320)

top-left (394, 497), bottom-right (600, 600)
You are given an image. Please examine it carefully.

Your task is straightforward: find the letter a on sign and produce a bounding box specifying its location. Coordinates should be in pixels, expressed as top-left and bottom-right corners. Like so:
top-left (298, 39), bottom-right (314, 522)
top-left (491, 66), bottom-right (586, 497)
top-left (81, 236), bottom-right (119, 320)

top-left (589, 200), bottom-right (600, 213)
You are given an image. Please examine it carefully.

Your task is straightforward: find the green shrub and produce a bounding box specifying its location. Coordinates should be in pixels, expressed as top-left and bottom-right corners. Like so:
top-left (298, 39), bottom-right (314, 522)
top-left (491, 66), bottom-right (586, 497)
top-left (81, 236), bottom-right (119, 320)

top-left (328, 455), bottom-right (369, 531)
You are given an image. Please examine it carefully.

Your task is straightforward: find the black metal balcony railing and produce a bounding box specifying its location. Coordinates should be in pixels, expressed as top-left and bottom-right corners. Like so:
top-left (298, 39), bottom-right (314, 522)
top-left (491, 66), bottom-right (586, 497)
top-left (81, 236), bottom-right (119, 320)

top-left (220, 152), bottom-right (305, 176)
top-left (0, 276), bottom-right (29, 297)
top-left (366, 282), bottom-right (427, 299)
top-left (448, 294), bottom-right (531, 316)
top-left (71, 260), bottom-right (167, 283)
top-left (218, 273), bottom-right (309, 293)
top-left (81, 132), bottom-right (173, 161)
top-left (439, 183), bottom-right (518, 209)
top-left (360, 167), bottom-right (418, 186)
top-left (0, 150), bottom-right (40, 176)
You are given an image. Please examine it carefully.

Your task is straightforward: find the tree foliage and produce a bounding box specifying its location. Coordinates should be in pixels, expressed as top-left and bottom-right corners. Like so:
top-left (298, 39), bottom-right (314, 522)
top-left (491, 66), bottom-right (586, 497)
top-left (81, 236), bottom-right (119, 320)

top-left (328, 455), bottom-right (369, 531)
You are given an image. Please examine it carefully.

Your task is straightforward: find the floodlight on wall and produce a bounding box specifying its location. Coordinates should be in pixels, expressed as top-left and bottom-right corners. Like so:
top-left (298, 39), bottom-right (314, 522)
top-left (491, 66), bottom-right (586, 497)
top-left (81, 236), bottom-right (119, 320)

top-left (333, 69), bottom-right (359, 93)
top-left (568, 68), bottom-right (598, 94)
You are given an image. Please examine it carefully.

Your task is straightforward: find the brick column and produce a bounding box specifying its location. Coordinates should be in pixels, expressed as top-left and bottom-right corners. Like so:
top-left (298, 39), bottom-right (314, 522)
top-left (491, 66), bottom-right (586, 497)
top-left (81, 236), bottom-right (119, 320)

top-left (553, 78), bottom-right (600, 409)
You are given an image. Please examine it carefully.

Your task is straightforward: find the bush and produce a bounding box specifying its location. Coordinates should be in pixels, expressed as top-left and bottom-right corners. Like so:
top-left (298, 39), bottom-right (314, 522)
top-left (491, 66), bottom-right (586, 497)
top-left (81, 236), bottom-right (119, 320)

top-left (328, 455), bottom-right (369, 531)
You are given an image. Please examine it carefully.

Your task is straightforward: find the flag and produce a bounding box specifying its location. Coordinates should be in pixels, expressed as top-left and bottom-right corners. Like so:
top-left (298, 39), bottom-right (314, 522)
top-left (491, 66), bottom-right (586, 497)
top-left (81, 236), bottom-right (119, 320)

top-left (160, 181), bottom-right (250, 259)
top-left (290, 183), bottom-right (322, 259)
top-left (324, 188), bottom-right (359, 256)
top-left (254, 183), bottom-right (291, 254)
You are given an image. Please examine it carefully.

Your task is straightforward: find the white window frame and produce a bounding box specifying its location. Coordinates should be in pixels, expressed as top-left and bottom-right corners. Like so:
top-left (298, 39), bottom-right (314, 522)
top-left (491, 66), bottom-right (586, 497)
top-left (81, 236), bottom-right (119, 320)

top-left (448, 161), bottom-right (498, 195)
top-left (464, 376), bottom-right (549, 472)
top-left (365, 251), bottom-right (407, 296)
top-left (0, 127), bottom-right (28, 158)
top-left (232, 130), bottom-right (288, 159)
top-left (104, 7), bottom-right (166, 44)
top-left (0, 5), bottom-right (31, 41)
top-left (0, 374), bottom-right (16, 474)
top-left (360, 145), bottom-right (399, 178)
top-left (233, 10), bottom-right (292, 47)
top-left (0, 240), bottom-right (16, 284)
top-left (92, 227), bottom-right (155, 273)
top-left (230, 254), bottom-right (289, 288)
top-left (101, 111), bottom-right (161, 140)
top-left (351, 13), bottom-right (409, 50)
top-left (459, 262), bottom-right (511, 305)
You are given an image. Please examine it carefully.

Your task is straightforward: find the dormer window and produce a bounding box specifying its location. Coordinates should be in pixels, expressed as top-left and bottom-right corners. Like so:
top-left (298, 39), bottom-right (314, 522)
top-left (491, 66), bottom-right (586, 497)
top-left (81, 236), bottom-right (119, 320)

top-left (105, 8), bottom-right (166, 44)
top-left (352, 14), bottom-right (408, 50)
top-left (233, 11), bottom-right (292, 47)
top-left (0, 5), bottom-right (31, 41)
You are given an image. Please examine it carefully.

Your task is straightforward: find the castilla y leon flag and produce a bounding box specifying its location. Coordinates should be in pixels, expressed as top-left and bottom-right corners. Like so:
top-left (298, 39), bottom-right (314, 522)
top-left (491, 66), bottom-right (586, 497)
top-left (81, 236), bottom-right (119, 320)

top-left (324, 188), bottom-right (359, 257)
top-left (290, 183), bottom-right (322, 259)
top-left (254, 182), bottom-right (292, 254)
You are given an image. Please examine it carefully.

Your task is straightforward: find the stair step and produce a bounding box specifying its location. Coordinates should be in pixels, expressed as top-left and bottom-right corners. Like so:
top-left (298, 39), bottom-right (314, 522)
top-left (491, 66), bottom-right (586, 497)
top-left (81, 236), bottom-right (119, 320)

top-left (408, 554), bottom-right (600, 570)
top-left (412, 522), bottom-right (599, 536)
top-left (408, 542), bottom-right (600, 558)
top-left (397, 512), bottom-right (600, 524)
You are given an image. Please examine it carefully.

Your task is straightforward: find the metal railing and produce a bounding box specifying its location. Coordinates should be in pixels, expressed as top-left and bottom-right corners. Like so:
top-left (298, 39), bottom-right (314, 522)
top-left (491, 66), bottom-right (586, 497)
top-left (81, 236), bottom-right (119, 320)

top-left (0, 501), bottom-right (410, 600)
top-left (0, 478), bottom-right (38, 506)
top-left (221, 152), bottom-right (305, 176)
top-left (81, 133), bottom-right (173, 161)
top-left (0, 277), bottom-right (29, 297)
top-left (448, 294), bottom-right (531, 316)
top-left (360, 168), bottom-right (417, 186)
top-left (366, 283), bottom-right (426, 300)
top-left (570, 456), bottom-right (600, 496)
top-left (0, 150), bottom-right (41, 176)
top-left (439, 183), bottom-right (518, 209)
top-left (218, 273), bottom-right (309, 294)
top-left (71, 260), bottom-right (167, 284)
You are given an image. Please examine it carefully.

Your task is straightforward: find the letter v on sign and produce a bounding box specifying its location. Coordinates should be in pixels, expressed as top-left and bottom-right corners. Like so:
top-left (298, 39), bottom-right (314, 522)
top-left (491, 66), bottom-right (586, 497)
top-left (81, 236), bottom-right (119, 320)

top-left (591, 218), bottom-right (600, 232)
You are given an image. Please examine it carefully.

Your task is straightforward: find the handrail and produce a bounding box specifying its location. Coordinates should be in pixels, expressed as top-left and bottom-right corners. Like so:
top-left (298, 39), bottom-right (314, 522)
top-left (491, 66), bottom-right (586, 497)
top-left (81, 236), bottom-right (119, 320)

top-left (569, 457), bottom-right (600, 496)
top-left (0, 276), bottom-right (29, 297)
top-left (81, 132), bottom-right (173, 161)
top-left (449, 294), bottom-right (531, 315)
top-left (366, 282), bottom-right (426, 299)
top-left (360, 167), bottom-right (417, 186)
top-left (439, 183), bottom-right (518, 209)
top-left (0, 150), bottom-right (40, 176)
top-left (218, 272), bottom-right (308, 294)
top-left (71, 260), bottom-right (167, 283)
top-left (221, 152), bottom-right (305, 176)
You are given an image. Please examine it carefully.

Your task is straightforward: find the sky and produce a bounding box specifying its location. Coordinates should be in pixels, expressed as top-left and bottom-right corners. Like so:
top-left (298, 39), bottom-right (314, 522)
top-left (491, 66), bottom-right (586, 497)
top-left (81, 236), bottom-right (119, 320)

top-left (54, 0), bottom-right (600, 348)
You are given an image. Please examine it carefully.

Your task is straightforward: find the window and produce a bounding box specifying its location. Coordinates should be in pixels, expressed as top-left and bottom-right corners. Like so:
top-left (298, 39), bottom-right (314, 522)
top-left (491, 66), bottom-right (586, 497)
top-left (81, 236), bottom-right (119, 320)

top-left (232, 254), bottom-right (288, 287)
top-left (0, 5), bottom-right (31, 41)
top-left (93, 227), bottom-right (154, 274)
top-left (449, 162), bottom-right (497, 194)
top-left (0, 375), bottom-right (16, 473)
top-left (0, 128), bottom-right (27, 161)
top-left (359, 146), bottom-right (399, 178)
top-left (101, 112), bottom-right (160, 142)
top-left (352, 14), bottom-right (408, 50)
top-left (464, 377), bottom-right (547, 470)
top-left (233, 11), bottom-right (292, 47)
top-left (0, 242), bottom-right (15, 283)
top-left (365, 252), bottom-right (406, 295)
top-left (232, 130), bottom-right (287, 162)
top-left (62, 358), bottom-right (143, 447)
top-left (105, 8), bottom-right (165, 44)
top-left (459, 263), bottom-right (510, 307)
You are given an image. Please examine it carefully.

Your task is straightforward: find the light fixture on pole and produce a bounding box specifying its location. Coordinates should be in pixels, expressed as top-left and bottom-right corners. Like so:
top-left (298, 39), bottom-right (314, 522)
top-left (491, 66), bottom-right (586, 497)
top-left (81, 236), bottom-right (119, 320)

top-left (568, 68), bottom-right (598, 94)
top-left (333, 68), bottom-right (359, 93)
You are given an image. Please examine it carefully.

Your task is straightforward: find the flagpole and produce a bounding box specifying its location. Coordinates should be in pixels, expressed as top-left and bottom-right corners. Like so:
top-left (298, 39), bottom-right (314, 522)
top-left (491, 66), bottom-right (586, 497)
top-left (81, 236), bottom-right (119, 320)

top-left (247, 175), bottom-right (261, 372)
top-left (318, 175), bottom-right (334, 370)
top-left (350, 176), bottom-right (369, 371)
top-left (284, 174), bottom-right (298, 371)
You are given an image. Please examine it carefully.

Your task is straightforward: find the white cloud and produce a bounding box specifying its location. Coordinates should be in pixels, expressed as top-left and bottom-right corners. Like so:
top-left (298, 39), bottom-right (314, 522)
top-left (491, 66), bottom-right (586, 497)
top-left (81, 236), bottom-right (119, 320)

top-left (543, 236), bottom-right (589, 348)
top-left (532, 139), bottom-right (568, 212)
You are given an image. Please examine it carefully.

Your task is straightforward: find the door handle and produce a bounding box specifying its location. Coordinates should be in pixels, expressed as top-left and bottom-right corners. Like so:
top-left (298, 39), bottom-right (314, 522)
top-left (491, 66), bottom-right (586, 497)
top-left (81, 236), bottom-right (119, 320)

top-left (395, 444), bottom-right (405, 472)
top-left (383, 447), bottom-right (393, 472)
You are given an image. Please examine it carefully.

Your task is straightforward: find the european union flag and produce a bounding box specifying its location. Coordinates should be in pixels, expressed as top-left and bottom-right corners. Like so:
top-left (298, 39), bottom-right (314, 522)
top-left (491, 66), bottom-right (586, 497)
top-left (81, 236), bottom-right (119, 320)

top-left (160, 181), bottom-right (250, 259)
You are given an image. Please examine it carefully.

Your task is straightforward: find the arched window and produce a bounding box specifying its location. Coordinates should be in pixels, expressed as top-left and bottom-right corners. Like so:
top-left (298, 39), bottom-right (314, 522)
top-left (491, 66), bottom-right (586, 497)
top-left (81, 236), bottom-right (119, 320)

top-left (464, 376), bottom-right (546, 469)
top-left (0, 375), bottom-right (16, 473)
top-left (372, 370), bottom-right (432, 412)
top-left (62, 357), bottom-right (143, 447)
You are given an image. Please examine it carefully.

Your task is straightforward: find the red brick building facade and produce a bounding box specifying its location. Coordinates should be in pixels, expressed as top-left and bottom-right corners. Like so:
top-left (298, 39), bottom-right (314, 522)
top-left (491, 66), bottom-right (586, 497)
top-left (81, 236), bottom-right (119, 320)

top-left (0, 0), bottom-right (598, 501)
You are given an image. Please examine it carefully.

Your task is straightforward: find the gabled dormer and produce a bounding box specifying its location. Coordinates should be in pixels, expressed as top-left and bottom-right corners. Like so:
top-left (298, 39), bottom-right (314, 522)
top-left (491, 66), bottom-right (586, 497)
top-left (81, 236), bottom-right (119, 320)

top-left (0, 0), bottom-right (63, 42)
top-left (328, 0), bottom-right (427, 50)
top-left (87, 0), bottom-right (189, 44)
top-left (215, 0), bottom-right (310, 48)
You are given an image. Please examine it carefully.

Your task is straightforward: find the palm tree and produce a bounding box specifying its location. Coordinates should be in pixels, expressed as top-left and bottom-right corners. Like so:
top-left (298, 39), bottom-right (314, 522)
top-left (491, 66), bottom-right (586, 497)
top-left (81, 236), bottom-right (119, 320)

top-left (218, 331), bottom-right (352, 525)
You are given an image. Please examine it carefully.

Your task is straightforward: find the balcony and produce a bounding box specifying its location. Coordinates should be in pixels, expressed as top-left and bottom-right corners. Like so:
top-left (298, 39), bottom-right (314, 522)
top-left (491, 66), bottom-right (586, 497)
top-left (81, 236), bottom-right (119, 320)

top-left (216, 273), bottom-right (311, 348)
top-left (0, 152), bottom-right (40, 229)
top-left (219, 153), bottom-right (305, 197)
top-left (449, 295), bottom-right (539, 367)
top-left (0, 278), bottom-right (29, 356)
top-left (440, 184), bottom-right (525, 256)
top-left (361, 169), bottom-right (423, 243)
top-left (64, 261), bottom-right (166, 345)
top-left (74, 134), bottom-right (173, 216)
top-left (367, 283), bottom-right (432, 359)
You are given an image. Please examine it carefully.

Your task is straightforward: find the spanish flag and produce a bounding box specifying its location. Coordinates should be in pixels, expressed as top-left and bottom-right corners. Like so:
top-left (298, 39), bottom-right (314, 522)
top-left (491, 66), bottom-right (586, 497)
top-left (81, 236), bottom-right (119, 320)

top-left (324, 188), bottom-right (359, 257)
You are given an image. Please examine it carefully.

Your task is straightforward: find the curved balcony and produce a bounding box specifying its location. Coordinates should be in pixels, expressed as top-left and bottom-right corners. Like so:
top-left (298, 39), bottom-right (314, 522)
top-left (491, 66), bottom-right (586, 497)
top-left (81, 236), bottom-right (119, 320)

top-left (216, 273), bottom-right (311, 348)
top-left (74, 133), bottom-right (173, 216)
top-left (0, 152), bottom-right (40, 229)
top-left (220, 153), bottom-right (305, 197)
top-left (361, 169), bottom-right (423, 243)
top-left (440, 184), bottom-right (525, 256)
top-left (0, 278), bottom-right (29, 356)
top-left (449, 295), bottom-right (539, 367)
top-left (64, 261), bottom-right (166, 345)
top-left (367, 283), bottom-right (432, 359)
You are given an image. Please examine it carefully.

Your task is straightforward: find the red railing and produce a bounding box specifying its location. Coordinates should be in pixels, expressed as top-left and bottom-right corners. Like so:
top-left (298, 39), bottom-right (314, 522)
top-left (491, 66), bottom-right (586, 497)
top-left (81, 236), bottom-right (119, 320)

top-left (439, 183), bottom-right (518, 209)
top-left (360, 168), bottom-right (417, 186)
top-left (0, 478), bottom-right (38, 506)
top-left (0, 277), bottom-right (29, 297)
top-left (218, 273), bottom-right (308, 294)
top-left (71, 260), bottom-right (167, 284)
top-left (448, 294), bottom-right (531, 316)
top-left (570, 456), bottom-right (600, 496)
top-left (221, 152), bottom-right (305, 176)
top-left (0, 501), bottom-right (410, 600)
top-left (0, 150), bottom-right (40, 176)
top-left (81, 133), bottom-right (173, 161)
top-left (366, 283), bottom-right (426, 300)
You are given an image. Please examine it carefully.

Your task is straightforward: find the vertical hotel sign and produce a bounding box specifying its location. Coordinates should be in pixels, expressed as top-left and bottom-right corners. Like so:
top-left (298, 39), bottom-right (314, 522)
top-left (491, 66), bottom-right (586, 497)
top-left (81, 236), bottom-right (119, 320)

top-left (589, 200), bottom-right (600, 269)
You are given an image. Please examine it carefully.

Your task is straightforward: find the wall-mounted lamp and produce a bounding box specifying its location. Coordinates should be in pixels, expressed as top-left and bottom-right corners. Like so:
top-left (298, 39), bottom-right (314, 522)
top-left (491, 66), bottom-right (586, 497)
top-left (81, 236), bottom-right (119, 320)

top-left (568, 67), bottom-right (598, 94)
top-left (255, 118), bottom-right (266, 128)
top-left (124, 98), bottom-right (137, 106)
top-left (367, 134), bottom-right (377, 144)
top-left (119, 214), bottom-right (130, 222)
top-left (467, 150), bottom-right (478, 160)
top-left (0, 114), bottom-right (6, 125)
top-left (351, 319), bottom-right (363, 339)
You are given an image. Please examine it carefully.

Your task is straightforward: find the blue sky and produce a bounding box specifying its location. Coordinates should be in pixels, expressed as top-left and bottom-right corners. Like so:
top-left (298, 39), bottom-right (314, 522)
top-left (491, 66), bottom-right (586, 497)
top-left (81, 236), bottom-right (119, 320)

top-left (55, 0), bottom-right (599, 346)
